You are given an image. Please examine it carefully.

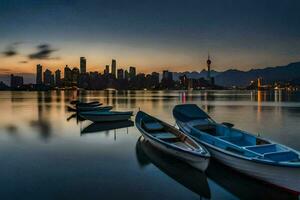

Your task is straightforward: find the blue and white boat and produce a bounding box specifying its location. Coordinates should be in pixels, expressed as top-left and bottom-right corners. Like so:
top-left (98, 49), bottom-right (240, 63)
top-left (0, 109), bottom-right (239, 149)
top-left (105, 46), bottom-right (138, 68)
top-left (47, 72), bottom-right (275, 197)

top-left (173, 104), bottom-right (300, 193)
top-left (135, 111), bottom-right (210, 171)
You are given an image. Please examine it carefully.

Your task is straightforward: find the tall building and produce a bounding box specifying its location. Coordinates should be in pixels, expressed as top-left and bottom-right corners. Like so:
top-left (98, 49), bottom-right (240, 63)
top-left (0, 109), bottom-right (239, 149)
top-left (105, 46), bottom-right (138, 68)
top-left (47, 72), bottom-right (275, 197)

top-left (151, 72), bottom-right (160, 87)
top-left (207, 54), bottom-right (211, 82)
top-left (104, 65), bottom-right (110, 74)
top-left (117, 69), bottom-right (124, 79)
top-left (129, 66), bottom-right (136, 79)
top-left (124, 70), bottom-right (129, 80)
top-left (111, 59), bottom-right (116, 77)
top-left (43, 69), bottom-right (52, 86)
top-left (36, 64), bottom-right (43, 85)
top-left (71, 67), bottom-right (80, 83)
top-left (80, 57), bottom-right (87, 73)
top-left (10, 74), bottom-right (23, 89)
top-left (55, 69), bottom-right (61, 86)
top-left (162, 70), bottom-right (173, 81)
top-left (64, 65), bottom-right (72, 82)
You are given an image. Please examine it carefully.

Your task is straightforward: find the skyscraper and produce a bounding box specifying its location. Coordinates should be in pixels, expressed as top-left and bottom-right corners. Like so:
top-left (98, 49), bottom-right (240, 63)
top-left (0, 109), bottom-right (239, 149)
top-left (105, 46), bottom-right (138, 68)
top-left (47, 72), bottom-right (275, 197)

top-left (10, 74), bottom-right (23, 89)
top-left (80, 57), bottom-right (87, 73)
top-left (117, 69), bottom-right (124, 79)
top-left (129, 66), bottom-right (136, 79)
top-left (124, 70), bottom-right (129, 80)
top-left (36, 64), bottom-right (43, 85)
top-left (64, 65), bottom-right (72, 82)
top-left (71, 67), bottom-right (80, 83)
top-left (55, 69), bottom-right (61, 86)
top-left (43, 69), bottom-right (52, 86)
top-left (111, 59), bottom-right (116, 77)
top-left (104, 65), bottom-right (110, 74)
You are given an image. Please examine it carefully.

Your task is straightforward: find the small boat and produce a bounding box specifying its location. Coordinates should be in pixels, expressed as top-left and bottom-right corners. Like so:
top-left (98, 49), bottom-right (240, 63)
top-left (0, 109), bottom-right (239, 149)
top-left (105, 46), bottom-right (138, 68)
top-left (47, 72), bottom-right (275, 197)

top-left (76, 102), bottom-right (102, 108)
top-left (173, 104), bottom-right (300, 193)
top-left (71, 100), bottom-right (100, 105)
top-left (135, 111), bottom-right (210, 171)
top-left (135, 137), bottom-right (211, 198)
top-left (68, 105), bottom-right (113, 112)
top-left (81, 120), bottom-right (134, 134)
top-left (80, 111), bottom-right (133, 122)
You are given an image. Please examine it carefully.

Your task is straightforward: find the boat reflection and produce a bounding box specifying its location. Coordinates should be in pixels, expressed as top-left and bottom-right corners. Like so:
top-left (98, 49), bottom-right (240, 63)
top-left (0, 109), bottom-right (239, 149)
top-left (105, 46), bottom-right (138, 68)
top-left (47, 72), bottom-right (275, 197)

top-left (206, 159), bottom-right (299, 200)
top-left (66, 113), bottom-right (86, 123)
top-left (135, 137), bottom-right (211, 199)
top-left (81, 120), bottom-right (134, 135)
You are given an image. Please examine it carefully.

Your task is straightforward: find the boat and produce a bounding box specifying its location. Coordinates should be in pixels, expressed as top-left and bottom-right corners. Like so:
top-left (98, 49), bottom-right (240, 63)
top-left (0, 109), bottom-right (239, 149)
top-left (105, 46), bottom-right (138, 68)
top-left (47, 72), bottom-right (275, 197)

top-left (135, 111), bottom-right (210, 171)
top-left (173, 104), bottom-right (300, 193)
top-left (80, 111), bottom-right (133, 122)
top-left (67, 105), bottom-right (113, 112)
top-left (81, 120), bottom-right (134, 134)
top-left (76, 102), bottom-right (102, 108)
top-left (135, 137), bottom-right (211, 199)
top-left (70, 100), bottom-right (100, 105)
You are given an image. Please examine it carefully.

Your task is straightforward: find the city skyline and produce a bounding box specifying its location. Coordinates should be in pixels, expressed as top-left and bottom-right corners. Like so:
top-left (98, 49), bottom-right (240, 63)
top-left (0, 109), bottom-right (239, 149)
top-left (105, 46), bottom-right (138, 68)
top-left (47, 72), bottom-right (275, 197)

top-left (1, 0), bottom-right (300, 76)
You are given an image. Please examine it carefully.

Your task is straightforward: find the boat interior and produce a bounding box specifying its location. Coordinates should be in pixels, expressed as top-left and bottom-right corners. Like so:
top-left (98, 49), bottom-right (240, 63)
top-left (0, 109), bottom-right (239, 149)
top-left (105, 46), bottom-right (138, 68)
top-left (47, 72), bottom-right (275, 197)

top-left (192, 123), bottom-right (300, 163)
top-left (141, 115), bottom-right (199, 151)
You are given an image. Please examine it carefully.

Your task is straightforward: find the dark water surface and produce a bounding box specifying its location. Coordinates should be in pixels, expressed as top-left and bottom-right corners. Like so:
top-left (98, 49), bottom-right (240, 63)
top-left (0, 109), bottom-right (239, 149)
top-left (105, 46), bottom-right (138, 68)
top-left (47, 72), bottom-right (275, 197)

top-left (0, 90), bottom-right (299, 200)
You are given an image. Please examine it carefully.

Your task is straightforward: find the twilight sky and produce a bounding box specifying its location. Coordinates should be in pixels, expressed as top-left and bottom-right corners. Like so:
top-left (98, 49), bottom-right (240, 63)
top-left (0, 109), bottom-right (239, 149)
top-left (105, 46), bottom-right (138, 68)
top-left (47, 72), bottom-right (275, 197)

top-left (1, 0), bottom-right (300, 76)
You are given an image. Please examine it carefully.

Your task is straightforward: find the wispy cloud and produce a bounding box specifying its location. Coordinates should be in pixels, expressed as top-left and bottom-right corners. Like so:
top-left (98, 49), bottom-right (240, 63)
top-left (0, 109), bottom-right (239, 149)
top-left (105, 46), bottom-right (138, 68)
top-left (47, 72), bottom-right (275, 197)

top-left (28, 43), bottom-right (59, 60)
top-left (2, 42), bottom-right (21, 57)
top-left (19, 61), bottom-right (28, 64)
top-left (0, 68), bottom-right (12, 74)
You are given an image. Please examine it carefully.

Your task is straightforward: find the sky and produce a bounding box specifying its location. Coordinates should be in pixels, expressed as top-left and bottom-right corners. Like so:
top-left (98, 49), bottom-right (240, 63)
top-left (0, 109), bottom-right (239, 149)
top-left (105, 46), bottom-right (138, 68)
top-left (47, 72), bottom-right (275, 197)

top-left (1, 0), bottom-right (300, 78)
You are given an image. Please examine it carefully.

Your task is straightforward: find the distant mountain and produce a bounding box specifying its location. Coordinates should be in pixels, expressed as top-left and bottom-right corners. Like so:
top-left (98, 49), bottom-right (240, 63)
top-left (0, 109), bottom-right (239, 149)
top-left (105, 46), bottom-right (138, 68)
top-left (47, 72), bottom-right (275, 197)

top-left (215, 62), bottom-right (300, 87)
top-left (173, 70), bottom-right (220, 81)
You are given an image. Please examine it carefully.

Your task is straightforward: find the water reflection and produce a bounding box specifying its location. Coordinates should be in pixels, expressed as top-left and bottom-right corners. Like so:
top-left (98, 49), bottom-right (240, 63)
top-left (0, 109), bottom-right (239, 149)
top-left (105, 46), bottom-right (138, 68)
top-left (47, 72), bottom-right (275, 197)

top-left (135, 137), bottom-right (211, 199)
top-left (0, 90), bottom-right (300, 199)
top-left (206, 160), bottom-right (299, 200)
top-left (81, 120), bottom-right (134, 135)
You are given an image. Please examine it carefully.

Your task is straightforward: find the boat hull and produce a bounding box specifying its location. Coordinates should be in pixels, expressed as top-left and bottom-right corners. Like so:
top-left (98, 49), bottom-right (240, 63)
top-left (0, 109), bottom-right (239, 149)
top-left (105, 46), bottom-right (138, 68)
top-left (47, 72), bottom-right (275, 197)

top-left (177, 121), bottom-right (300, 193)
top-left (140, 131), bottom-right (209, 172)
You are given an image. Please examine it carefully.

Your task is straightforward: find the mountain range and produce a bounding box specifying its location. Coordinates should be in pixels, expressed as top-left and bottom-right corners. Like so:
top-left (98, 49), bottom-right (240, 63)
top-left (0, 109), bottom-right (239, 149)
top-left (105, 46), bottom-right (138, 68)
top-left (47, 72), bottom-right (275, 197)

top-left (173, 61), bottom-right (300, 87)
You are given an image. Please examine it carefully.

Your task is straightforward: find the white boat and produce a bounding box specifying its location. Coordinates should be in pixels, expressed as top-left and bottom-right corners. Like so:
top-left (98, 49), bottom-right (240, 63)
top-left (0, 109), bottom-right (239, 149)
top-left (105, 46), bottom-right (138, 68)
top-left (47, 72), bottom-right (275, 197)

top-left (80, 111), bottom-right (133, 122)
top-left (173, 104), bottom-right (300, 193)
top-left (135, 111), bottom-right (210, 172)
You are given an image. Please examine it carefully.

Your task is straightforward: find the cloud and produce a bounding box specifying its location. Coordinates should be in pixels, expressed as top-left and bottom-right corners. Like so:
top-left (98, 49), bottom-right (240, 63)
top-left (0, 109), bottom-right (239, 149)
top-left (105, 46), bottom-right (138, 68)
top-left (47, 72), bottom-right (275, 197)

top-left (0, 68), bottom-right (12, 74)
top-left (28, 43), bottom-right (58, 60)
top-left (2, 45), bottom-right (18, 57)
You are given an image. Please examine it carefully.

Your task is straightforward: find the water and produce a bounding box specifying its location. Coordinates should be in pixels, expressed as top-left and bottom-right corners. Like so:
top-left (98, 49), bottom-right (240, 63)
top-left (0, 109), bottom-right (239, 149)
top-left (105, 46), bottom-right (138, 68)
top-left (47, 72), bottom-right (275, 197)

top-left (0, 90), bottom-right (299, 200)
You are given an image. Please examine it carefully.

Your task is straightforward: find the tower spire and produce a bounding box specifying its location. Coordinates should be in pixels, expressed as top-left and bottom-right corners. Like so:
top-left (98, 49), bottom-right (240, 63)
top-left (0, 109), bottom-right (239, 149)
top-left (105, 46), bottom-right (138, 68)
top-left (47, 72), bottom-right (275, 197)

top-left (206, 52), bottom-right (211, 81)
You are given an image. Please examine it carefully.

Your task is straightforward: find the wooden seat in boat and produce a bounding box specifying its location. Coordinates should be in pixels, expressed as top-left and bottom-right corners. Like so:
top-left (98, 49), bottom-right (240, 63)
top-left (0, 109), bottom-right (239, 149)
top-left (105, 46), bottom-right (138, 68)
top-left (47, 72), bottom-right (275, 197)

top-left (194, 124), bottom-right (217, 136)
top-left (143, 121), bottom-right (164, 131)
top-left (152, 132), bottom-right (177, 139)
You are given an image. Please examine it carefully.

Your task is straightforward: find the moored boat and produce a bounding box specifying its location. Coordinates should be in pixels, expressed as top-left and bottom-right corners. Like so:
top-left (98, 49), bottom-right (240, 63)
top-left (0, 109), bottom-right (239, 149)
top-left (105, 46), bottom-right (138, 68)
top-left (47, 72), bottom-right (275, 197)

top-left (173, 104), bottom-right (300, 193)
top-left (71, 100), bottom-right (100, 106)
top-left (135, 111), bottom-right (210, 171)
top-left (80, 110), bottom-right (133, 122)
top-left (68, 105), bottom-right (113, 112)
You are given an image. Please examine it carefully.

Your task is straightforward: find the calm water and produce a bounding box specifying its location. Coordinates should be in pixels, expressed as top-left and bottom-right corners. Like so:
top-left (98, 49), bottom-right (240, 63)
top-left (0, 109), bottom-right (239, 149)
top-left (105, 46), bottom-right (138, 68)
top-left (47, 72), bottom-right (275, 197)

top-left (0, 90), bottom-right (300, 200)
